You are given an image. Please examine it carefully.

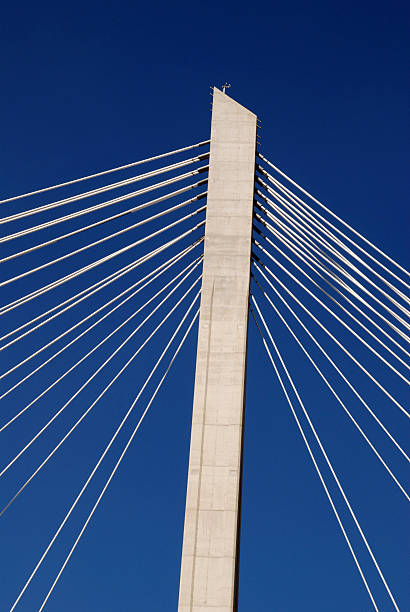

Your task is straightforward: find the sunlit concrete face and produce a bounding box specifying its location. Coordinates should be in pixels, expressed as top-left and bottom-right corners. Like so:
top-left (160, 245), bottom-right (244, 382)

top-left (178, 88), bottom-right (257, 612)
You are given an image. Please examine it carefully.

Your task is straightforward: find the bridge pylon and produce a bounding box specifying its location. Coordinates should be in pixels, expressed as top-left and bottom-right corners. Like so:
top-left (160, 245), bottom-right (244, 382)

top-left (178, 88), bottom-right (257, 611)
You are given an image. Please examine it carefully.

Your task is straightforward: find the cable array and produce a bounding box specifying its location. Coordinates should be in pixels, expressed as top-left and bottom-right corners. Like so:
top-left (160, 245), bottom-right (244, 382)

top-left (252, 152), bottom-right (409, 611)
top-left (0, 140), bottom-right (207, 610)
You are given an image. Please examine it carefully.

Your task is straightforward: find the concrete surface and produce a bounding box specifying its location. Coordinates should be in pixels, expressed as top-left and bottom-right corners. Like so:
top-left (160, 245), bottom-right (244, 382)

top-left (178, 88), bottom-right (257, 612)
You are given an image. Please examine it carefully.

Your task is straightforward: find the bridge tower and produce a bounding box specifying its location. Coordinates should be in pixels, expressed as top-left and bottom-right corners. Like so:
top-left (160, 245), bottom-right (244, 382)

top-left (178, 88), bottom-right (257, 611)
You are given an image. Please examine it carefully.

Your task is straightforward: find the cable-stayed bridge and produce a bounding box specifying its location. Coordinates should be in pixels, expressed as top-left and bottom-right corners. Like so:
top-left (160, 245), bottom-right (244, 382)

top-left (0, 88), bottom-right (408, 611)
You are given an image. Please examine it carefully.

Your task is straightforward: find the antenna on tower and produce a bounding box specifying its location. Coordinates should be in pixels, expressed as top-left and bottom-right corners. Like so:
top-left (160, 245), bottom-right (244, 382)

top-left (222, 82), bottom-right (231, 94)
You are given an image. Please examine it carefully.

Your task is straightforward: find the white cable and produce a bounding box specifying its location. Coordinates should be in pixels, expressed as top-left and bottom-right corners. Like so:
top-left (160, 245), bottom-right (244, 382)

top-left (0, 273), bottom-right (201, 481)
top-left (256, 189), bottom-right (410, 340)
top-left (0, 167), bottom-right (207, 244)
top-left (253, 261), bottom-right (410, 462)
top-left (254, 209), bottom-right (410, 373)
top-left (255, 198), bottom-right (410, 352)
top-left (253, 244), bottom-right (409, 418)
top-left (255, 197), bottom-right (410, 346)
top-left (257, 168), bottom-right (410, 306)
top-left (0, 186), bottom-right (206, 265)
top-left (8, 299), bottom-right (200, 612)
top-left (252, 296), bottom-right (401, 612)
top-left (257, 175), bottom-right (410, 324)
top-left (257, 158), bottom-right (410, 289)
top-left (249, 306), bottom-right (379, 612)
top-left (0, 241), bottom-right (200, 397)
top-left (0, 227), bottom-right (203, 346)
top-left (0, 153), bottom-right (208, 223)
top-left (0, 286), bottom-right (201, 519)
top-left (0, 207), bottom-right (205, 316)
top-left (0, 252), bottom-right (202, 427)
top-left (0, 247), bottom-right (196, 389)
top-left (256, 198), bottom-right (410, 350)
top-left (0, 192), bottom-right (206, 288)
top-left (258, 152), bottom-right (410, 282)
top-left (253, 278), bottom-right (409, 500)
top-left (257, 177), bottom-right (410, 327)
top-left (253, 230), bottom-right (410, 387)
top-left (0, 282), bottom-right (200, 516)
top-left (37, 307), bottom-right (199, 612)
top-left (0, 139), bottom-right (209, 205)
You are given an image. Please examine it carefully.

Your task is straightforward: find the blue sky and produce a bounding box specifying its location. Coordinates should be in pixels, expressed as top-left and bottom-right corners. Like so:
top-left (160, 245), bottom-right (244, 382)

top-left (0, 1), bottom-right (409, 610)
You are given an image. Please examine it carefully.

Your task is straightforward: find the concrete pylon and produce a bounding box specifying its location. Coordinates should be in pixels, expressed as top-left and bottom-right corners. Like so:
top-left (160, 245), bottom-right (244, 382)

top-left (178, 88), bottom-right (257, 611)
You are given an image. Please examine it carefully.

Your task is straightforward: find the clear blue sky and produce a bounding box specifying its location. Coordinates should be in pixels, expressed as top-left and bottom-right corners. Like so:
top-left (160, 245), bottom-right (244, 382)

top-left (0, 1), bottom-right (409, 610)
